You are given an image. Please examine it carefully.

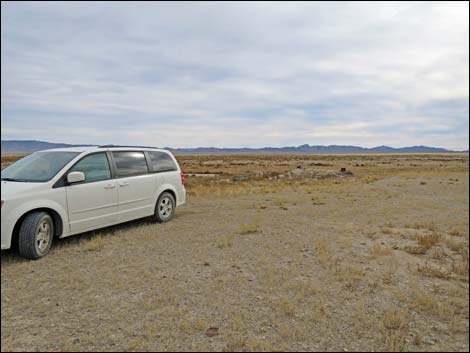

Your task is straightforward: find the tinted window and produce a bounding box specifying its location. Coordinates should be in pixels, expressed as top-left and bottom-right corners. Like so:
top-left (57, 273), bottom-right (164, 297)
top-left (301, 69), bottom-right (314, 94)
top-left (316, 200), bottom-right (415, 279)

top-left (1, 152), bottom-right (79, 182)
top-left (148, 151), bottom-right (177, 172)
top-left (70, 153), bottom-right (111, 183)
top-left (113, 151), bottom-right (148, 177)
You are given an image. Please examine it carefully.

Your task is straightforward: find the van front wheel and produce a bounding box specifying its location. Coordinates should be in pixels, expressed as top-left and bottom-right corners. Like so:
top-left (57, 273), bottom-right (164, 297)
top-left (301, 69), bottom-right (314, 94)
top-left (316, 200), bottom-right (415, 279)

top-left (154, 192), bottom-right (175, 223)
top-left (18, 212), bottom-right (54, 260)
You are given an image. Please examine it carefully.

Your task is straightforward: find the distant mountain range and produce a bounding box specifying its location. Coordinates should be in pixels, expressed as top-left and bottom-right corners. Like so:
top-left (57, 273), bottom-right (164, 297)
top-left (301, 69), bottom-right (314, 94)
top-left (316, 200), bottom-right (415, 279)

top-left (1, 140), bottom-right (94, 153)
top-left (1, 140), bottom-right (466, 154)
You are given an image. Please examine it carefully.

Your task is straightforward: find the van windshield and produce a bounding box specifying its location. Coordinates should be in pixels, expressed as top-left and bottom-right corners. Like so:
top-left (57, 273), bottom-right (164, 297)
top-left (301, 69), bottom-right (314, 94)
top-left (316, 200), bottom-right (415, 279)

top-left (1, 152), bottom-right (80, 182)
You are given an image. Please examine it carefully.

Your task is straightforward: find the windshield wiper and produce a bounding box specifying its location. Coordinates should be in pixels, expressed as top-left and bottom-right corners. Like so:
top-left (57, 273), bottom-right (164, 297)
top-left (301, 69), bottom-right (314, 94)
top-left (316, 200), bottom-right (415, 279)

top-left (1, 177), bottom-right (28, 182)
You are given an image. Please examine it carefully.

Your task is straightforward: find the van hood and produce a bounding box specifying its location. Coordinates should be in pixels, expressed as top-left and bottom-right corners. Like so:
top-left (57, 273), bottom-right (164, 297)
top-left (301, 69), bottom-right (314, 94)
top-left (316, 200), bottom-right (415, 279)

top-left (1, 180), bottom-right (48, 199)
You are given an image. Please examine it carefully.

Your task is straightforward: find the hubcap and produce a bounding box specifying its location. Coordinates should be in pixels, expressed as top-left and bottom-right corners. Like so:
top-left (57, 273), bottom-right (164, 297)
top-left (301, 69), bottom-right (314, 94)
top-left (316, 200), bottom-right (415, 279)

top-left (36, 219), bottom-right (52, 252)
top-left (158, 197), bottom-right (173, 219)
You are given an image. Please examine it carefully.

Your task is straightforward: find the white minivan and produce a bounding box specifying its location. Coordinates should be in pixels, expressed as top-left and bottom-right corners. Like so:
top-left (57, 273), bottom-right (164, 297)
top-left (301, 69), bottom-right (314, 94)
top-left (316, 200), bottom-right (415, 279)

top-left (1, 146), bottom-right (186, 259)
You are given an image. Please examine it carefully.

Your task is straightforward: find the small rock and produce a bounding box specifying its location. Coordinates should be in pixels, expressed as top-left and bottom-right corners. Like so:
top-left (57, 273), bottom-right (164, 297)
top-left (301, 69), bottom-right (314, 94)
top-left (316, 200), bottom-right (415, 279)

top-left (423, 337), bottom-right (435, 345)
top-left (205, 327), bottom-right (219, 337)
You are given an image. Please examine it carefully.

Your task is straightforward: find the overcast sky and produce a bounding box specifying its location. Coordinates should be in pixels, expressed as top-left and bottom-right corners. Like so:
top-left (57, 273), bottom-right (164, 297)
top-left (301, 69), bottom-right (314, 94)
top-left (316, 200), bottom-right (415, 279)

top-left (1, 1), bottom-right (469, 149)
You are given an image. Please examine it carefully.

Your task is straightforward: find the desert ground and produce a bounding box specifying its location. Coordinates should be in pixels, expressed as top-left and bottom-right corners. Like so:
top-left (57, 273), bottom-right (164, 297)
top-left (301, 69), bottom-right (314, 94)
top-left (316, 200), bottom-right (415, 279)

top-left (1, 153), bottom-right (469, 352)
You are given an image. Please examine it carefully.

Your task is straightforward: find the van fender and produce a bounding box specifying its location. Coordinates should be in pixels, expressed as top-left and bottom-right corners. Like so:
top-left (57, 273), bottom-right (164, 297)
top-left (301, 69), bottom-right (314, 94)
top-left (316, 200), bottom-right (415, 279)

top-left (153, 183), bottom-right (178, 207)
top-left (10, 199), bottom-right (70, 237)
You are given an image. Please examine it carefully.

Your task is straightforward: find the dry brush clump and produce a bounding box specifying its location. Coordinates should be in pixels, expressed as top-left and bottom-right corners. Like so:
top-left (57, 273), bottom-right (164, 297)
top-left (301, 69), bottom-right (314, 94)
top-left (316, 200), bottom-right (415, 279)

top-left (417, 262), bottom-right (452, 280)
top-left (417, 232), bottom-right (441, 248)
top-left (339, 265), bottom-right (365, 291)
top-left (381, 227), bottom-right (395, 235)
top-left (442, 236), bottom-right (467, 252)
top-left (217, 233), bottom-right (236, 249)
top-left (382, 256), bottom-right (399, 285)
top-left (81, 235), bottom-right (105, 252)
top-left (409, 288), bottom-right (459, 321)
top-left (381, 307), bottom-right (409, 352)
top-left (313, 236), bottom-right (333, 266)
top-left (405, 221), bottom-right (439, 232)
top-left (403, 231), bottom-right (441, 255)
top-left (452, 247), bottom-right (469, 282)
top-left (371, 243), bottom-right (393, 257)
top-left (238, 222), bottom-right (260, 235)
top-left (278, 296), bottom-right (296, 317)
top-left (449, 229), bottom-right (467, 237)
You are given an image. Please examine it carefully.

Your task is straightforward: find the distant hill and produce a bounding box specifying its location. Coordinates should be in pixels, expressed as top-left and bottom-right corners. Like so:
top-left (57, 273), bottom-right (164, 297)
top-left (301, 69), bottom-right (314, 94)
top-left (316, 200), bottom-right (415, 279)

top-left (168, 144), bottom-right (456, 154)
top-left (1, 140), bottom-right (93, 153)
top-left (1, 139), bottom-right (463, 154)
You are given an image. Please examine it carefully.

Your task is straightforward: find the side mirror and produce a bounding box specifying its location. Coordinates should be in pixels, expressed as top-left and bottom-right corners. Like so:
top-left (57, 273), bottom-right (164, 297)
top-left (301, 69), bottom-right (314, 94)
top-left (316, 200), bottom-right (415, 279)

top-left (67, 171), bottom-right (85, 184)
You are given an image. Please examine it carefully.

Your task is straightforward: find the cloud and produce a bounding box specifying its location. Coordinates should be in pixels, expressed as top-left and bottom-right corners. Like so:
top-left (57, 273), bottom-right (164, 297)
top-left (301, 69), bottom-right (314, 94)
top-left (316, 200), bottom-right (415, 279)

top-left (1, 1), bottom-right (469, 149)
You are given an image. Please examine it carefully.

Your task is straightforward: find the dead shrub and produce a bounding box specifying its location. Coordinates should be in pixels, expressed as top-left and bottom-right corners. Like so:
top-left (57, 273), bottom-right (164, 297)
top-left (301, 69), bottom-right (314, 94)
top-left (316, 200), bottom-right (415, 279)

top-left (417, 262), bottom-right (451, 280)
top-left (382, 307), bottom-right (409, 352)
top-left (238, 223), bottom-right (260, 235)
top-left (416, 232), bottom-right (440, 249)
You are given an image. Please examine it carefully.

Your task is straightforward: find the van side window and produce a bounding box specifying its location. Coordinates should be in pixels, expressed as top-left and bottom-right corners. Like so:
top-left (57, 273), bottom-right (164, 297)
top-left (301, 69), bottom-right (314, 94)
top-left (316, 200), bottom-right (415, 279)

top-left (69, 153), bottom-right (111, 183)
top-left (113, 151), bottom-right (149, 177)
top-left (148, 151), bottom-right (178, 172)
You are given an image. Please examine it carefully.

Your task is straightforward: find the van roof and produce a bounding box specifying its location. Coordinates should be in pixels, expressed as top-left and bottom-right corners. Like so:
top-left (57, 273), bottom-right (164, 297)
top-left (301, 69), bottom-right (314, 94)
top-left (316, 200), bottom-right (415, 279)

top-left (40, 146), bottom-right (172, 154)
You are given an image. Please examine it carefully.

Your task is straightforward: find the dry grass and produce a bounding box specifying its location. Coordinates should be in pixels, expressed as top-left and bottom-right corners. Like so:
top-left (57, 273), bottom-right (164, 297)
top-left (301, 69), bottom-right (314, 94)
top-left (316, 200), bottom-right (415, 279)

top-left (238, 223), bottom-right (260, 235)
top-left (449, 229), bottom-right (467, 237)
top-left (411, 288), bottom-right (441, 313)
top-left (416, 232), bottom-right (441, 249)
top-left (406, 221), bottom-right (439, 232)
top-left (443, 236), bottom-right (466, 252)
top-left (313, 236), bottom-right (332, 265)
top-left (417, 262), bottom-right (452, 280)
top-left (334, 263), bottom-right (365, 291)
top-left (217, 233), bottom-right (235, 249)
top-left (404, 231), bottom-right (441, 255)
top-left (403, 245), bottom-right (429, 255)
top-left (81, 235), bottom-right (105, 252)
top-left (278, 297), bottom-right (296, 317)
top-left (1, 153), bottom-right (469, 351)
top-left (383, 307), bottom-right (408, 330)
top-left (382, 256), bottom-right (399, 285)
top-left (371, 243), bottom-right (393, 257)
top-left (273, 198), bottom-right (288, 208)
top-left (452, 248), bottom-right (469, 282)
top-left (381, 227), bottom-right (395, 235)
top-left (382, 307), bottom-right (409, 352)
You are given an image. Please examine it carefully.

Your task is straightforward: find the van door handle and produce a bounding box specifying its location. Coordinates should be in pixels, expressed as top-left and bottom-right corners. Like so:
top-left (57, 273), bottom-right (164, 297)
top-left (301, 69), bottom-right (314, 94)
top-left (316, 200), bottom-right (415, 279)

top-left (104, 184), bottom-right (116, 189)
top-left (119, 182), bottom-right (129, 187)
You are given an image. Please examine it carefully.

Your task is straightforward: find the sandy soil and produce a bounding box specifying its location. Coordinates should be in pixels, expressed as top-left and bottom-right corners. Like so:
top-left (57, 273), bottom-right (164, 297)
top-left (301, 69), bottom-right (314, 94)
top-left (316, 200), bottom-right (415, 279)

top-left (1, 154), bottom-right (469, 351)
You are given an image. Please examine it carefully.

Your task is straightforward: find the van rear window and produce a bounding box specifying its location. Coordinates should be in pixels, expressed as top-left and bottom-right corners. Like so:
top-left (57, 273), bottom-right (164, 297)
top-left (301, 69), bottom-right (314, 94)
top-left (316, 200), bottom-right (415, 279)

top-left (148, 151), bottom-right (178, 172)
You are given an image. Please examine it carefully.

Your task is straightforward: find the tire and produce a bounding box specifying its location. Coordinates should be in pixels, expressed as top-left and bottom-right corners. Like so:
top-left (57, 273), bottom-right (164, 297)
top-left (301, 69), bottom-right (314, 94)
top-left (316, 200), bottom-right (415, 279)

top-left (154, 192), bottom-right (176, 223)
top-left (18, 212), bottom-right (54, 260)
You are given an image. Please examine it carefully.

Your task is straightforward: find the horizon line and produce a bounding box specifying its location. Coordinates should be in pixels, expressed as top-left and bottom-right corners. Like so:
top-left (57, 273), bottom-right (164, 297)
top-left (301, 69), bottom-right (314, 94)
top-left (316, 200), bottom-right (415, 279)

top-left (1, 139), bottom-right (468, 152)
